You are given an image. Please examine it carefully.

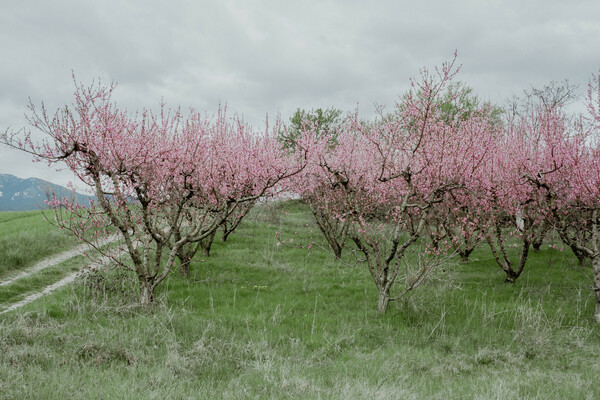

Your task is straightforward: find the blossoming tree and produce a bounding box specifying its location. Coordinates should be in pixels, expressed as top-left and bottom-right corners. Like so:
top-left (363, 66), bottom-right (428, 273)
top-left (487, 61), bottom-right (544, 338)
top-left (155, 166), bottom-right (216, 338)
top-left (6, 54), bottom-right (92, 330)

top-left (295, 57), bottom-right (495, 312)
top-left (525, 69), bottom-right (600, 321)
top-left (1, 80), bottom-right (300, 305)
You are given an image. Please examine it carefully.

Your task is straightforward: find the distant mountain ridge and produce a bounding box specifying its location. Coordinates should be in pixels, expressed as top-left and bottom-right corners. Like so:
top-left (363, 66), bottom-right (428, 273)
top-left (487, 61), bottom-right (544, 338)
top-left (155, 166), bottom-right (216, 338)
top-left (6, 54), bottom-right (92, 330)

top-left (0, 174), bottom-right (92, 211)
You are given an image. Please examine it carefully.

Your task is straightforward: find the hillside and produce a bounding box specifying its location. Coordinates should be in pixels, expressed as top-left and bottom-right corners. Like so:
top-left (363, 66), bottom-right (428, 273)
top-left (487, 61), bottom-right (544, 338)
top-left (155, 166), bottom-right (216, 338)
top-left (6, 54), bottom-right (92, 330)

top-left (0, 173), bottom-right (92, 211)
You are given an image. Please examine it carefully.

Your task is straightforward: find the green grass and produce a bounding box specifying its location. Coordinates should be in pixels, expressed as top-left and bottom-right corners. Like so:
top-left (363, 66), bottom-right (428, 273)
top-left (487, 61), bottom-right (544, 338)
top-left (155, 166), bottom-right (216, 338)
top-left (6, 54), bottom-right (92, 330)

top-left (0, 210), bottom-right (77, 277)
top-left (0, 202), bottom-right (599, 399)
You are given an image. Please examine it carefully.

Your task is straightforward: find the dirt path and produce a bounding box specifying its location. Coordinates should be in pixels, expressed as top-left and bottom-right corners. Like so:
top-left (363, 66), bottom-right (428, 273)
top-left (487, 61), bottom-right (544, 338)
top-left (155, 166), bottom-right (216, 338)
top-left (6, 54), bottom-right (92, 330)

top-left (0, 235), bottom-right (118, 287)
top-left (0, 236), bottom-right (121, 315)
top-left (0, 256), bottom-right (115, 315)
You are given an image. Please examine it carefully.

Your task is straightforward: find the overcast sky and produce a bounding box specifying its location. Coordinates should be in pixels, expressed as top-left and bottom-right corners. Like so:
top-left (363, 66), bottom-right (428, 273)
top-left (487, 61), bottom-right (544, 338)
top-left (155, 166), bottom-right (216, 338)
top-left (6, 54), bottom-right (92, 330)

top-left (1, 0), bottom-right (599, 189)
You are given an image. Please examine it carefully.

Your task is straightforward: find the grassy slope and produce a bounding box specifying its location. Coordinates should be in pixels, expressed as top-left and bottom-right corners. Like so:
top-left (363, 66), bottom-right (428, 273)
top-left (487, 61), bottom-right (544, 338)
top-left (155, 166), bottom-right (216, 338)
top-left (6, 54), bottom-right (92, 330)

top-left (0, 202), bottom-right (599, 399)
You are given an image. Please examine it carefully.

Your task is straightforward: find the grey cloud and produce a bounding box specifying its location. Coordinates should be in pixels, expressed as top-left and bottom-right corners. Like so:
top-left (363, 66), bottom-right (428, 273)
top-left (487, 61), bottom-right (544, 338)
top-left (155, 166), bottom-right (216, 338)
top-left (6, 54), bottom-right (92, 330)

top-left (1, 0), bottom-right (599, 185)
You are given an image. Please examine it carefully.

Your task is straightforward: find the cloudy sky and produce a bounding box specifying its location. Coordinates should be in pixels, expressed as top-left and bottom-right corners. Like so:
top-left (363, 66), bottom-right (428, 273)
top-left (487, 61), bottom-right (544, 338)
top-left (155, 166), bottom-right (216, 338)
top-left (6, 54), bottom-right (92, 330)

top-left (1, 0), bottom-right (599, 189)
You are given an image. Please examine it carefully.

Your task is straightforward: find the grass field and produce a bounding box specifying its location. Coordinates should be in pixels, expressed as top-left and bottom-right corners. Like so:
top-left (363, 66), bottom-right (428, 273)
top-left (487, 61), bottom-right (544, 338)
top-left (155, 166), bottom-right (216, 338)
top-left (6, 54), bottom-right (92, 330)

top-left (0, 202), bottom-right (599, 399)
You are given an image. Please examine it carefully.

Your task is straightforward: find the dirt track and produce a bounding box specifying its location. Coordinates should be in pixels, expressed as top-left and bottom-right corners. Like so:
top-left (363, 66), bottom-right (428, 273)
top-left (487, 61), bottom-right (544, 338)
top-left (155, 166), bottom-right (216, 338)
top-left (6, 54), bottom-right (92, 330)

top-left (0, 236), bottom-right (120, 315)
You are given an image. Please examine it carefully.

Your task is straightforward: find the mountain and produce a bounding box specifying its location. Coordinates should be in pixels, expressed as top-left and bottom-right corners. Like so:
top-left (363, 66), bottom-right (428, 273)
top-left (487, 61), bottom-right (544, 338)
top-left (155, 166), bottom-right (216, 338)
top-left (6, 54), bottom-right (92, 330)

top-left (0, 174), bottom-right (93, 212)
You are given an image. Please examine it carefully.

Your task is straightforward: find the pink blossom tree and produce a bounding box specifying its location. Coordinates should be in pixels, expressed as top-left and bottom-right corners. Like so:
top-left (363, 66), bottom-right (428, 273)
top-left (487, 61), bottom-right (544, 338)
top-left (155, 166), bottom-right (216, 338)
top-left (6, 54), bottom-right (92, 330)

top-left (287, 125), bottom-right (351, 260)
top-left (524, 69), bottom-right (600, 321)
top-left (283, 109), bottom-right (351, 260)
top-left (172, 111), bottom-right (294, 273)
top-left (465, 106), bottom-right (559, 283)
top-left (1, 80), bottom-right (300, 305)
top-left (295, 57), bottom-right (495, 312)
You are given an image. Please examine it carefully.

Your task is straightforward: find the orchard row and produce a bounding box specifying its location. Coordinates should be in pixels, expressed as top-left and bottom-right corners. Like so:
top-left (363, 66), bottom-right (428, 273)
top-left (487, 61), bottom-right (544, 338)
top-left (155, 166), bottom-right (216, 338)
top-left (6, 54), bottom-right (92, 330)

top-left (2, 58), bottom-right (600, 319)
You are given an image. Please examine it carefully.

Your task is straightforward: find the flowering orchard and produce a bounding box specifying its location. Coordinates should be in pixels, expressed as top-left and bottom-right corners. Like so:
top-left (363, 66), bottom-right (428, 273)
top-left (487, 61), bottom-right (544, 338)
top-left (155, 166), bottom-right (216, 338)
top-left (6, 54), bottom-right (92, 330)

top-left (289, 61), bottom-right (600, 315)
top-left (0, 78), bottom-right (306, 306)
top-left (2, 63), bottom-right (600, 320)
top-left (521, 68), bottom-right (600, 322)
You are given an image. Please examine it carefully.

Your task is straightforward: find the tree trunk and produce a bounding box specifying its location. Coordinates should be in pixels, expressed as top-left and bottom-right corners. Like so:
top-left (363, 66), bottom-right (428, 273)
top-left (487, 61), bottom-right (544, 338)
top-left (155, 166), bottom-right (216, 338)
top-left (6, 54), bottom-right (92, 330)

top-left (571, 245), bottom-right (589, 266)
top-left (311, 206), bottom-right (348, 261)
top-left (531, 221), bottom-right (550, 253)
top-left (179, 255), bottom-right (191, 277)
top-left (176, 241), bottom-right (201, 277)
top-left (200, 230), bottom-right (217, 258)
top-left (504, 269), bottom-right (518, 283)
top-left (592, 256), bottom-right (600, 323)
top-left (459, 248), bottom-right (473, 263)
top-left (201, 244), bottom-right (210, 257)
top-left (332, 243), bottom-right (343, 260)
top-left (377, 287), bottom-right (390, 314)
top-left (485, 236), bottom-right (521, 284)
top-left (139, 281), bottom-right (154, 307)
top-left (221, 229), bottom-right (231, 242)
